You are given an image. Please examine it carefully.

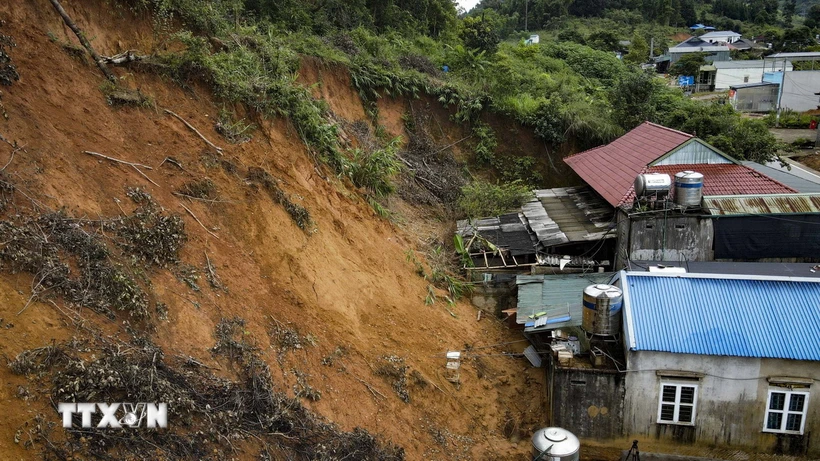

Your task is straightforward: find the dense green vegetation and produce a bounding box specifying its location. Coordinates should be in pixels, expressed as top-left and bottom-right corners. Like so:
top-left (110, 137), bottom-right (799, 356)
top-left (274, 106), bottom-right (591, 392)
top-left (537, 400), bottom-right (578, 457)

top-left (131, 0), bottom-right (807, 218)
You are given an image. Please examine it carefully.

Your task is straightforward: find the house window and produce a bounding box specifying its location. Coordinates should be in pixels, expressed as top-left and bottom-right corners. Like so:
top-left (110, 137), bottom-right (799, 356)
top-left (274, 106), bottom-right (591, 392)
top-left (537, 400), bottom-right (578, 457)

top-left (744, 75), bottom-right (749, 83)
top-left (764, 390), bottom-right (809, 434)
top-left (657, 382), bottom-right (698, 425)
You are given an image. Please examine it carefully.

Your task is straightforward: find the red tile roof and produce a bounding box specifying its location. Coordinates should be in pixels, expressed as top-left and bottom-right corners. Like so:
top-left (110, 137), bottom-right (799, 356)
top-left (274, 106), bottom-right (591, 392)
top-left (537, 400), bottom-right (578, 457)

top-left (564, 122), bottom-right (693, 207)
top-left (620, 164), bottom-right (797, 205)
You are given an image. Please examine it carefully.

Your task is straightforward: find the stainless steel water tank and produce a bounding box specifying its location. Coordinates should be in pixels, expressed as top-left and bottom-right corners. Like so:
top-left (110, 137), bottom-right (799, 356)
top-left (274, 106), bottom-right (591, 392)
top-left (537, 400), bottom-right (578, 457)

top-left (634, 173), bottom-right (671, 197)
top-left (674, 170), bottom-right (704, 206)
top-left (582, 284), bottom-right (623, 336)
top-left (531, 427), bottom-right (580, 461)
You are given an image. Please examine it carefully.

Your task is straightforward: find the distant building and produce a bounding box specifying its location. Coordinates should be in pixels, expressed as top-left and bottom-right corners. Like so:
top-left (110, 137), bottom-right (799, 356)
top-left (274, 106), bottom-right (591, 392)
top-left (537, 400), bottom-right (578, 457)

top-left (714, 59), bottom-right (792, 91)
top-left (689, 24), bottom-right (716, 31)
top-left (700, 30), bottom-right (742, 44)
top-left (729, 37), bottom-right (768, 51)
top-left (729, 82), bottom-right (779, 112)
top-left (764, 52), bottom-right (820, 113)
top-left (668, 36), bottom-right (730, 64)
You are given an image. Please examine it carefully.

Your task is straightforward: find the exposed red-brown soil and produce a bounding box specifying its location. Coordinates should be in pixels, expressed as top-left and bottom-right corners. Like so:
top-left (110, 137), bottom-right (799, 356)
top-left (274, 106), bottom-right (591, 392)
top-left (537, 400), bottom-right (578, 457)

top-left (0, 1), bottom-right (549, 460)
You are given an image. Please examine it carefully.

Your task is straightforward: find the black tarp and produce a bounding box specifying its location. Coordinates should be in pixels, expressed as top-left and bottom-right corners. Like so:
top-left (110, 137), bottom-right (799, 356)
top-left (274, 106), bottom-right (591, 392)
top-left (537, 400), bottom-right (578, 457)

top-left (713, 215), bottom-right (820, 260)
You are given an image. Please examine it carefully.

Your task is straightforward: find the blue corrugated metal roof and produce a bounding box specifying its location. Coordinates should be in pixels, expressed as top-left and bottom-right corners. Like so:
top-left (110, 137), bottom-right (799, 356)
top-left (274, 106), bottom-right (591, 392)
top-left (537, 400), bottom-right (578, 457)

top-left (622, 272), bottom-right (820, 360)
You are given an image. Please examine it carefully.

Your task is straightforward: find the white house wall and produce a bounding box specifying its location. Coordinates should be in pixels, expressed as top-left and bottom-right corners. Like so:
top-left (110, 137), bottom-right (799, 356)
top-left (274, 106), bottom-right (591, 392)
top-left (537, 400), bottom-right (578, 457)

top-left (780, 71), bottom-right (820, 112)
top-left (715, 65), bottom-right (789, 91)
top-left (624, 351), bottom-right (820, 455)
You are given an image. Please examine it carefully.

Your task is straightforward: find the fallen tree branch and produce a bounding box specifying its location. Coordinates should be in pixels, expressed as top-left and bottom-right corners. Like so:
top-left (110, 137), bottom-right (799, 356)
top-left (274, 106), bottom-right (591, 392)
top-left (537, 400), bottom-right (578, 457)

top-left (83, 150), bottom-right (158, 186)
top-left (47, 0), bottom-right (117, 83)
top-left (205, 250), bottom-right (216, 279)
top-left (82, 151), bottom-right (153, 170)
top-left (164, 109), bottom-right (224, 154)
top-left (1, 144), bottom-right (23, 171)
top-left (179, 202), bottom-right (220, 240)
top-left (131, 164), bottom-right (159, 187)
top-left (159, 156), bottom-right (184, 170)
top-left (431, 134), bottom-right (472, 156)
top-left (172, 191), bottom-right (234, 203)
top-left (101, 50), bottom-right (145, 65)
top-left (353, 376), bottom-right (386, 400)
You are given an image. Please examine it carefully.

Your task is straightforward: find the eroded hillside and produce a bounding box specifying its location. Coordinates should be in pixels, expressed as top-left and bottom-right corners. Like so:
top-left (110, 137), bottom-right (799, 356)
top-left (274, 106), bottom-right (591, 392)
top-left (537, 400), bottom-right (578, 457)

top-left (0, 0), bottom-right (545, 460)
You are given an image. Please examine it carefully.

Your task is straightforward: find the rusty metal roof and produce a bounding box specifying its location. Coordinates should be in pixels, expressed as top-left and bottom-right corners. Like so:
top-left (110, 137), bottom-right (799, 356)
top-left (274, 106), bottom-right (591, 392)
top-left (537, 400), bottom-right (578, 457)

top-left (703, 194), bottom-right (820, 215)
top-left (524, 187), bottom-right (615, 248)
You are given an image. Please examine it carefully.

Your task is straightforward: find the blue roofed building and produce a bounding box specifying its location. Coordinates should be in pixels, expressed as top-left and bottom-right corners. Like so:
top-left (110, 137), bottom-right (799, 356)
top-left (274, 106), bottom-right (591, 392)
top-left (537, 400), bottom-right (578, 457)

top-left (618, 271), bottom-right (820, 456)
top-left (545, 268), bottom-right (820, 456)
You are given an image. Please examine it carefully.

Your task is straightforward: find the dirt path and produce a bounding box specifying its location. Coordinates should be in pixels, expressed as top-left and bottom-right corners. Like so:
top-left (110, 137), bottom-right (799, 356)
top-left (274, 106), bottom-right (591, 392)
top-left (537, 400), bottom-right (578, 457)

top-left (769, 128), bottom-right (817, 144)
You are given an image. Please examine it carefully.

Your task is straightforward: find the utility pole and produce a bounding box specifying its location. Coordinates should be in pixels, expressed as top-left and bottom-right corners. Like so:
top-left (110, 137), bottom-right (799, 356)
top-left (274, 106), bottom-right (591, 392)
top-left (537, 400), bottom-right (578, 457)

top-left (525, 0), bottom-right (528, 32)
top-left (650, 37), bottom-right (655, 59)
top-left (775, 57), bottom-right (786, 127)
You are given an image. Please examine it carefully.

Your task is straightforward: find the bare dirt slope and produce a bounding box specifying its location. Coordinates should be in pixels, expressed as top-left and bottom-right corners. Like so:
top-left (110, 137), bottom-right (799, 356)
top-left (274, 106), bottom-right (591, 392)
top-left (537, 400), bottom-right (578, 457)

top-left (0, 0), bottom-right (546, 460)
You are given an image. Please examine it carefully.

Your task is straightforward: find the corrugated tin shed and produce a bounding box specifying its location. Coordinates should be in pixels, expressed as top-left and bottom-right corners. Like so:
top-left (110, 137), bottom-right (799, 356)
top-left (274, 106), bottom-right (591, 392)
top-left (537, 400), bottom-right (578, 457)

top-left (523, 187), bottom-right (614, 249)
top-left (456, 213), bottom-right (537, 256)
top-left (767, 52), bottom-right (820, 59)
top-left (703, 194), bottom-right (820, 215)
top-left (457, 186), bottom-right (614, 262)
top-left (517, 272), bottom-right (615, 331)
top-left (715, 60), bottom-right (770, 69)
top-left (622, 272), bottom-right (820, 360)
top-left (741, 161), bottom-right (820, 193)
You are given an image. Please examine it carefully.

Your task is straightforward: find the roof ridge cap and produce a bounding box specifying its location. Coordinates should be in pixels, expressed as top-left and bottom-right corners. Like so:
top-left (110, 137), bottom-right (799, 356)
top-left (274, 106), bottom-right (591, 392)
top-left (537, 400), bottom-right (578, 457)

top-left (642, 121), bottom-right (694, 139)
top-left (564, 144), bottom-right (605, 160)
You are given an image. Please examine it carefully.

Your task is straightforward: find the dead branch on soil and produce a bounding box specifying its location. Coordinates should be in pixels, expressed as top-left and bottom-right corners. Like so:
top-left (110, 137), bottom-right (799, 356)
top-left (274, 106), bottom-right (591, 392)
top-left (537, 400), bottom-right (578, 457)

top-left (203, 250), bottom-right (225, 291)
top-left (84, 151), bottom-right (156, 185)
top-left (172, 191), bottom-right (233, 204)
top-left (82, 150), bottom-right (153, 170)
top-left (131, 165), bottom-right (159, 186)
top-left (159, 156), bottom-right (184, 170)
top-left (353, 376), bottom-right (387, 400)
top-left (164, 109), bottom-right (224, 154)
top-left (83, 151), bottom-right (158, 186)
top-left (179, 202), bottom-right (220, 239)
top-left (430, 134), bottom-right (473, 156)
top-left (47, 0), bottom-right (117, 83)
top-left (1, 143), bottom-right (23, 172)
top-left (101, 50), bottom-right (145, 65)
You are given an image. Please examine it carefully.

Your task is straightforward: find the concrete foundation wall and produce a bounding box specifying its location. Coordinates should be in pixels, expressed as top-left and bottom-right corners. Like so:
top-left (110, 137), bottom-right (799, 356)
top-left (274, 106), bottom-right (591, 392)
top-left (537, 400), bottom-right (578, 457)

top-left (616, 213), bottom-right (713, 269)
top-left (550, 360), bottom-right (625, 439)
top-left (623, 351), bottom-right (820, 456)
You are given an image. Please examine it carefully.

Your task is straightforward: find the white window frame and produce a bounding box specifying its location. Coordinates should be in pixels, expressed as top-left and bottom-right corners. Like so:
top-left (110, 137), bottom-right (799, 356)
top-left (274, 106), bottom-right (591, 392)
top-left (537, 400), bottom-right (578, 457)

top-left (763, 389), bottom-right (809, 435)
top-left (657, 382), bottom-right (698, 426)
